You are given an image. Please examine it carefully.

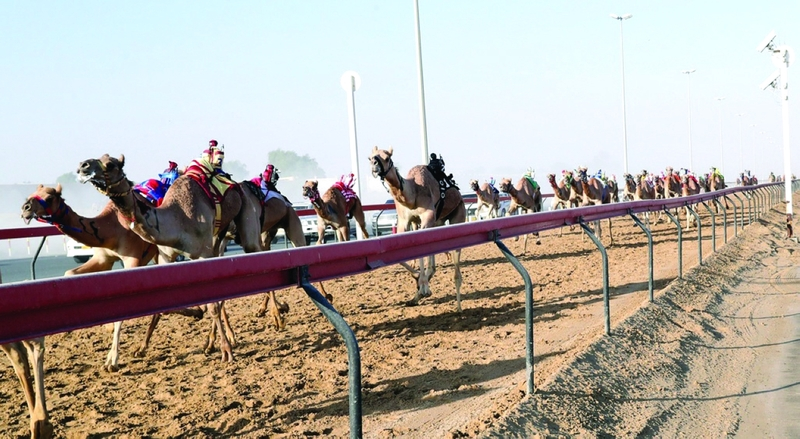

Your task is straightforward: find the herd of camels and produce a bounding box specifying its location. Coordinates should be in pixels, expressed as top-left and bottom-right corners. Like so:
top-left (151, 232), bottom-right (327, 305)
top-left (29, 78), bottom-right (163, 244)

top-left (5, 146), bottom-right (766, 438)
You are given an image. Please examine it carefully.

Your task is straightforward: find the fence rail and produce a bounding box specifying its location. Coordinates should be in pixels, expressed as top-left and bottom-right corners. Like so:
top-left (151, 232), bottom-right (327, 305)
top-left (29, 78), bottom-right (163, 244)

top-left (0, 182), bottom-right (788, 439)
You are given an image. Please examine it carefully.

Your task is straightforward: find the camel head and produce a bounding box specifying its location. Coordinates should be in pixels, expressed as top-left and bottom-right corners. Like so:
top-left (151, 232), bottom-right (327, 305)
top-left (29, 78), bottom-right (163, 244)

top-left (77, 154), bottom-right (127, 195)
top-left (21, 184), bottom-right (64, 225)
top-left (499, 178), bottom-right (514, 194)
top-left (547, 174), bottom-right (556, 184)
top-left (369, 146), bottom-right (394, 180)
top-left (577, 168), bottom-right (589, 183)
top-left (302, 180), bottom-right (321, 204)
top-left (469, 179), bottom-right (480, 192)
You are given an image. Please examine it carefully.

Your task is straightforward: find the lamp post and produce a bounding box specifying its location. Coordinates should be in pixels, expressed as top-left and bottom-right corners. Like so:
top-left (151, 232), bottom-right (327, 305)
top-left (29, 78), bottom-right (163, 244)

top-left (682, 69), bottom-right (696, 171)
top-left (340, 71), bottom-right (365, 240)
top-left (611, 13), bottom-right (633, 174)
top-left (758, 30), bottom-right (794, 231)
top-left (413, 0), bottom-right (430, 165)
top-left (715, 97), bottom-right (725, 174)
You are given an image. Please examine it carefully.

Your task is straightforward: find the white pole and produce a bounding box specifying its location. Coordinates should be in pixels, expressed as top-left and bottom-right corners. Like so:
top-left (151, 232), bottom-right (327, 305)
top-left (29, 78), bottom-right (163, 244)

top-left (779, 54), bottom-right (792, 217)
top-left (341, 71), bottom-right (365, 239)
top-left (611, 14), bottom-right (632, 174)
top-left (683, 70), bottom-right (696, 171)
top-left (413, 0), bottom-right (430, 165)
top-left (716, 97), bottom-right (725, 174)
top-left (737, 114), bottom-right (744, 172)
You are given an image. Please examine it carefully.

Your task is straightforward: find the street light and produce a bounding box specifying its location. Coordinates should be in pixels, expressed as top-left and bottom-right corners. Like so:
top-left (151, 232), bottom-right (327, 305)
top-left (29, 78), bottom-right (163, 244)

top-left (413, 0), bottom-right (429, 165)
top-left (610, 13), bottom-right (633, 174)
top-left (340, 71), bottom-right (366, 240)
top-left (757, 30), bottom-right (794, 231)
top-left (715, 97), bottom-right (725, 174)
top-left (682, 69), bottom-right (696, 171)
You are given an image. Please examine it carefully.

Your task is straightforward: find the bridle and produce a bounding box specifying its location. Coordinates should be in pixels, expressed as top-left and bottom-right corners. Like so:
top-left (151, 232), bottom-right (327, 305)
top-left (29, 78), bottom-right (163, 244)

top-left (304, 186), bottom-right (322, 208)
top-left (371, 154), bottom-right (403, 191)
top-left (91, 159), bottom-right (131, 198)
top-left (27, 195), bottom-right (80, 233)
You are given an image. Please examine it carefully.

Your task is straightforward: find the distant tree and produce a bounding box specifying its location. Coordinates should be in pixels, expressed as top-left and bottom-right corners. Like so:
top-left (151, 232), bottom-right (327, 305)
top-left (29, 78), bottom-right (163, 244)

top-left (224, 160), bottom-right (249, 181)
top-left (55, 172), bottom-right (80, 187)
top-left (268, 149), bottom-right (326, 179)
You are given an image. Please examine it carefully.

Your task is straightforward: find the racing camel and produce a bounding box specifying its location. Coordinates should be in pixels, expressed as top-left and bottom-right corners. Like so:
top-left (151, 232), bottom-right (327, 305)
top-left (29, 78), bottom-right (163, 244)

top-left (302, 178), bottom-right (370, 244)
top-left (369, 146), bottom-right (466, 311)
top-left (546, 174), bottom-right (571, 210)
top-left (500, 174), bottom-right (543, 253)
top-left (19, 184), bottom-right (198, 372)
top-left (469, 179), bottom-right (500, 219)
top-left (77, 154), bottom-right (264, 362)
top-left (577, 168), bottom-right (613, 245)
top-left (681, 174), bottom-right (703, 229)
top-left (2, 268), bottom-right (52, 439)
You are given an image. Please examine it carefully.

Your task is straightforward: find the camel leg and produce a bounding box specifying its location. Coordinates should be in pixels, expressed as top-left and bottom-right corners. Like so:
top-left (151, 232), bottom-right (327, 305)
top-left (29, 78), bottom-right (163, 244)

top-left (265, 291), bottom-right (287, 331)
top-left (205, 301), bottom-right (233, 362)
top-left (220, 302), bottom-right (237, 348)
top-left (134, 313), bottom-right (161, 358)
top-left (607, 218), bottom-right (614, 246)
top-left (316, 223), bottom-right (326, 246)
top-left (2, 339), bottom-right (53, 439)
top-left (534, 231), bottom-right (541, 245)
top-left (522, 234), bottom-right (528, 254)
top-left (409, 256), bottom-right (432, 305)
top-left (399, 261), bottom-right (420, 279)
top-left (318, 282), bottom-right (333, 302)
top-left (104, 321), bottom-right (122, 372)
top-left (452, 250), bottom-right (462, 312)
top-left (26, 339), bottom-right (52, 439)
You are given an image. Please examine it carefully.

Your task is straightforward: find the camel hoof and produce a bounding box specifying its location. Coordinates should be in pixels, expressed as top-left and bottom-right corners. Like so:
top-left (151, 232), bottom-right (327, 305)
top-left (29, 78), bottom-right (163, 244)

top-left (405, 299), bottom-right (420, 307)
top-left (105, 363), bottom-right (119, 373)
top-left (255, 308), bottom-right (266, 318)
top-left (133, 348), bottom-right (146, 358)
top-left (324, 293), bottom-right (334, 303)
top-left (32, 420), bottom-right (54, 439)
top-left (536, 241), bottom-right (541, 245)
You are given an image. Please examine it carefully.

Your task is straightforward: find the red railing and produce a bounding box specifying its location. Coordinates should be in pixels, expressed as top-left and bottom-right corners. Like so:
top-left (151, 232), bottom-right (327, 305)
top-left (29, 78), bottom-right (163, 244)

top-left (0, 184), bottom-right (779, 345)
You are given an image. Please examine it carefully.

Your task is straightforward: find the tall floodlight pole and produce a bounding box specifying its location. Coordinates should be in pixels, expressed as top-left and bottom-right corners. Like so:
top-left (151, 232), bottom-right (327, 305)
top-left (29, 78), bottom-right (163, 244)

top-left (341, 71), bottom-right (365, 239)
top-left (611, 13), bottom-right (633, 174)
top-left (413, 0), bottom-right (430, 165)
top-left (737, 114), bottom-right (745, 172)
top-left (758, 30), bottom-right (794, 232)
top-left (683, 69), bottom-right (697, 171)
top-left (716, 97), bottom-right (725, 174)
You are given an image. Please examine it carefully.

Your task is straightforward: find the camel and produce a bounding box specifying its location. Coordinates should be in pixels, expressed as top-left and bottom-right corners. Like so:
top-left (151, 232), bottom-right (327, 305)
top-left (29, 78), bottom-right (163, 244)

top-left (561, 170), bottom-right (584, 207)
top-left (369, 146), bottom-right (466, 310)
top-left (663, 167), bottom-right (683, 198)
top-left (1, 270), bottom-right (53, 439)
top-left (500, 175), bottom-right (543, 253)
top-left (634, 172), bottom-right (661, 225)
top-left (622, 173), bottom-right (636, 202)
top-left (576, 168), bottom-right (613, 244)
top-left (769, 172), bottom-right (777, 183)
top-left (18, 184), bottom-right (202, 372)
top-left (77, 154), bottom-right (264, 362)
top-left (546, 174), bottom-right (571, 211)
top-left (681, 174), bottom-right (703, 229)
top-left (469, 179), bottom-right (500, 219)
top-left (302, 179), bottom-right (370, 244)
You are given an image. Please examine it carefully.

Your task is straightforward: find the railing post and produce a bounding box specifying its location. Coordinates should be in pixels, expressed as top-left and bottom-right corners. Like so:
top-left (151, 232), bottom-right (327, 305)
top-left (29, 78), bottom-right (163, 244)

top-left (701, 202), bottom-right (716, 253)
top-left (686, 204), bottom-right (702, 265)
top-left (494, 232), bottom-right (535, 395)
top-left (30, 237), bottom-right (47, 280)
top-left (714, 198), bottom-right (727, 244)
top-left (580, 221), bottom-right (611, 335)
top-left (733, 193), bottom-right (746, 228)
top-left (298, 266), bottom-right (362, 439)
top-left (663, 208), bottom-right (682, 279)
top-left (725, 195), bottom-right (738, 237)
top-left (747, 192), bottom-right (754, 224)
top-left (629, 212), bottom-right (654, 302)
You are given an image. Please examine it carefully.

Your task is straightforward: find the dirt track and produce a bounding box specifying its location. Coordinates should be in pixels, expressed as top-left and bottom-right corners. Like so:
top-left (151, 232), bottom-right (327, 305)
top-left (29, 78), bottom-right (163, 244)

top-left (1, 193), bottom-right (795, 438)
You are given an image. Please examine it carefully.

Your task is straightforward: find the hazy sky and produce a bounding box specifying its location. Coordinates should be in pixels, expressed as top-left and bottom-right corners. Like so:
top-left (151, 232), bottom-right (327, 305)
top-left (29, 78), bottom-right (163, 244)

top-left (3, 1), bottom-right (799, 204)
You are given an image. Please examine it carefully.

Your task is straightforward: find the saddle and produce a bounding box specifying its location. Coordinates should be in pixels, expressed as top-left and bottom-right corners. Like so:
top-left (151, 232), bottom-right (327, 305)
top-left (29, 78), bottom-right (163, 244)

top-left (427, 153), bottom-right (459, 220)
top-left (332, 175), bottom-right (358, 215)
top-left (133, 162), bottom-right (180, 207)
top-left (184, 158), bottom-right (240, 236)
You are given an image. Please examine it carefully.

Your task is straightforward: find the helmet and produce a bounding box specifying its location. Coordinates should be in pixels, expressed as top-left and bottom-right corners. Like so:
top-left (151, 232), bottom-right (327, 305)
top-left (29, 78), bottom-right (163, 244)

top-left (263, 164), bottom-right (279, 185)
top-left (209, 139), bottom-right (218, 147)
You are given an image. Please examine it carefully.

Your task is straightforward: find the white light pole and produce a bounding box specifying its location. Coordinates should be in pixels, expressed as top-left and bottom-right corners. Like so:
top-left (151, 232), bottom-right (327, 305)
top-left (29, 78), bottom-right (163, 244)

top-left (737, 114), bottom-right (745, 173)
top-left (682, 69), bottom-right (696, 171)
top-left (611, 13), bottom-right (633, 174)
top-left (340, 71), bottom-right (365, 239)
top-left (413, 0), bottom-right (430, 165)
top-left (758, 30), bottom-right (794, 228)
top-left (715, 97), bottom-right (725, 174)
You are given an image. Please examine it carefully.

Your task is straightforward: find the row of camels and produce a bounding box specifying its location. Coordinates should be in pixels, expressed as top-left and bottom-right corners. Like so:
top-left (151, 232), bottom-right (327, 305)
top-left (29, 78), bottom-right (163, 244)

top-left (10, 152), bottom-right (375, 438)
top-left (6, 150), bottom-right (756, 438)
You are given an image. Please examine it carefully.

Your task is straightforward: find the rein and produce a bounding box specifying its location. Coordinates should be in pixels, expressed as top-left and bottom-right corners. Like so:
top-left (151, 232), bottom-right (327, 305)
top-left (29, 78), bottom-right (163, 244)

top-left (92, 160), bottom-right (132, 198)
top-left (31, 196), bottom-right (81, 233)
top-left (373, 155), bottom-right (403, 193)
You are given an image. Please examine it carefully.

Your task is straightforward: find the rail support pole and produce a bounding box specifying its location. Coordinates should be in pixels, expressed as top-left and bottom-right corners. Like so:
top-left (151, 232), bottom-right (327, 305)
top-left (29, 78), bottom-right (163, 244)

top-left (701, 202), bottom-right (716, 253)
top-left (725, 195), bottom-right (738, 237)
top-left (494, 232), bottom-right (535, 395)
top-left (629, 212), bottom-right (654, 302)
top-left (714, 198), bottom-right (727, 244)
top-left (686, 204), bottom-right (702, 265)
top-left (663, 208), bottom-right (683, 279)
top-left (733, 193), bottom-right (747, 227)
top-left (299, 266), bottom-right (362, 439)
top-left (30, 237), bottom-right (47, 280)
top-left (747, 192), bottom-right (754, 224)
top-left (580, 221), bottom-right (611, 335)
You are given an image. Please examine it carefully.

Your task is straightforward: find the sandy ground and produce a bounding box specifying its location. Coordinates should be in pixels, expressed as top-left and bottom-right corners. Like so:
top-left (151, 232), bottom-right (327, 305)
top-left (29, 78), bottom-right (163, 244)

top-left (1, 193), bottom-right (796, 438)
